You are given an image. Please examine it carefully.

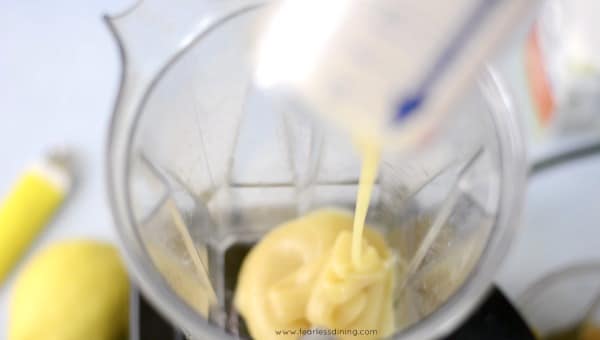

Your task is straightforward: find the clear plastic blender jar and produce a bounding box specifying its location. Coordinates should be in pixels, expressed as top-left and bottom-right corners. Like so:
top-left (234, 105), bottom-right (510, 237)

top-left (106, 0), bottom-right (528, 339)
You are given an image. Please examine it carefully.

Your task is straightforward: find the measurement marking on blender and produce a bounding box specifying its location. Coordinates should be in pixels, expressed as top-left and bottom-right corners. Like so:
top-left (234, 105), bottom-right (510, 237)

top-left (228, 179), bottom-right (378, 188)
top-left (400, 147), bottom-right (484, 289)
top-left (193, 107), bottom-right (217, 192)
top-left (168, 200), bottom-right (217, 305)
top-left (136, 152), bottom-right (170, 225)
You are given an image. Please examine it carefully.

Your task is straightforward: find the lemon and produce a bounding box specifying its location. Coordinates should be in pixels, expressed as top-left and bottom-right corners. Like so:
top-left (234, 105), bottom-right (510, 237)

top-left (9, 240), bottom-right (129, 340)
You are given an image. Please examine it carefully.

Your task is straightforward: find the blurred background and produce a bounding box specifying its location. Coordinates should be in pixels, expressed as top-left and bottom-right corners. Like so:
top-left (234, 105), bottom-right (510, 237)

top-left (2, 0), bottom-right (600, 339)
top-left (0, 0), bottom-right (134, 337)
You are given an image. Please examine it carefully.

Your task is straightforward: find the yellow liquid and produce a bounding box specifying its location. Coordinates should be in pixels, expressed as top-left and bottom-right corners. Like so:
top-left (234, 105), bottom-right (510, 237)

top-left (351, 141), bottom-right (381, 267)
top-left (235, 140), bottom-right (392, 340)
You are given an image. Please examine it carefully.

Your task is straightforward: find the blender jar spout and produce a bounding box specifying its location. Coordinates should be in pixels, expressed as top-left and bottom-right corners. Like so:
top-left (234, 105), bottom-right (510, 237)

top-left (104, 0), bottom-right (265, 104)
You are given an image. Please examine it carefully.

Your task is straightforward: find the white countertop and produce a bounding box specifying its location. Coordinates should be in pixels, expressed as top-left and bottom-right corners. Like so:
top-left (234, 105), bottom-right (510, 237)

top-left (497, 153), bottom-right (600, 298)
top-left (0, 0), bottom-right (132, 336)
top-left (2, 1), bottom-right (600, 338)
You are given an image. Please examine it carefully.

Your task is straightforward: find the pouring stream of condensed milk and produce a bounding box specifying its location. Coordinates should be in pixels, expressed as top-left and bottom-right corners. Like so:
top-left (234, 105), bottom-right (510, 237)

top-left (350, 141), bottom-right (381, 268)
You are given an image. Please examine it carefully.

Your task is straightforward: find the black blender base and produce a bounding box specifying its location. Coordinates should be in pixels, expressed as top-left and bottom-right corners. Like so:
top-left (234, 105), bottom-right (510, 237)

top-left (444, 288), bottom-right (536, 340)
top-left (130, 242), bottom-right (535, 340)
top-left (130, 288), bottom-right (534, 340)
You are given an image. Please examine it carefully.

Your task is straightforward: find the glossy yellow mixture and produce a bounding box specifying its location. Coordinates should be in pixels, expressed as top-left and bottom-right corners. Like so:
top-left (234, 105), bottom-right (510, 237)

top-left (235, 142), bottom-right (395, 339)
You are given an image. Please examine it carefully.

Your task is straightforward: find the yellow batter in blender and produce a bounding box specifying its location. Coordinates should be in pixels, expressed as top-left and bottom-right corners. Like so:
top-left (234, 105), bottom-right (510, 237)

top-left (235, 140), bottom-right (396, 340)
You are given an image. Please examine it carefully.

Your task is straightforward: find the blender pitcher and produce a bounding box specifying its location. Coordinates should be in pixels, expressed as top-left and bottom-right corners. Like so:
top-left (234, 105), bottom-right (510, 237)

top-left (105, 0), bottom-right (528, 339)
